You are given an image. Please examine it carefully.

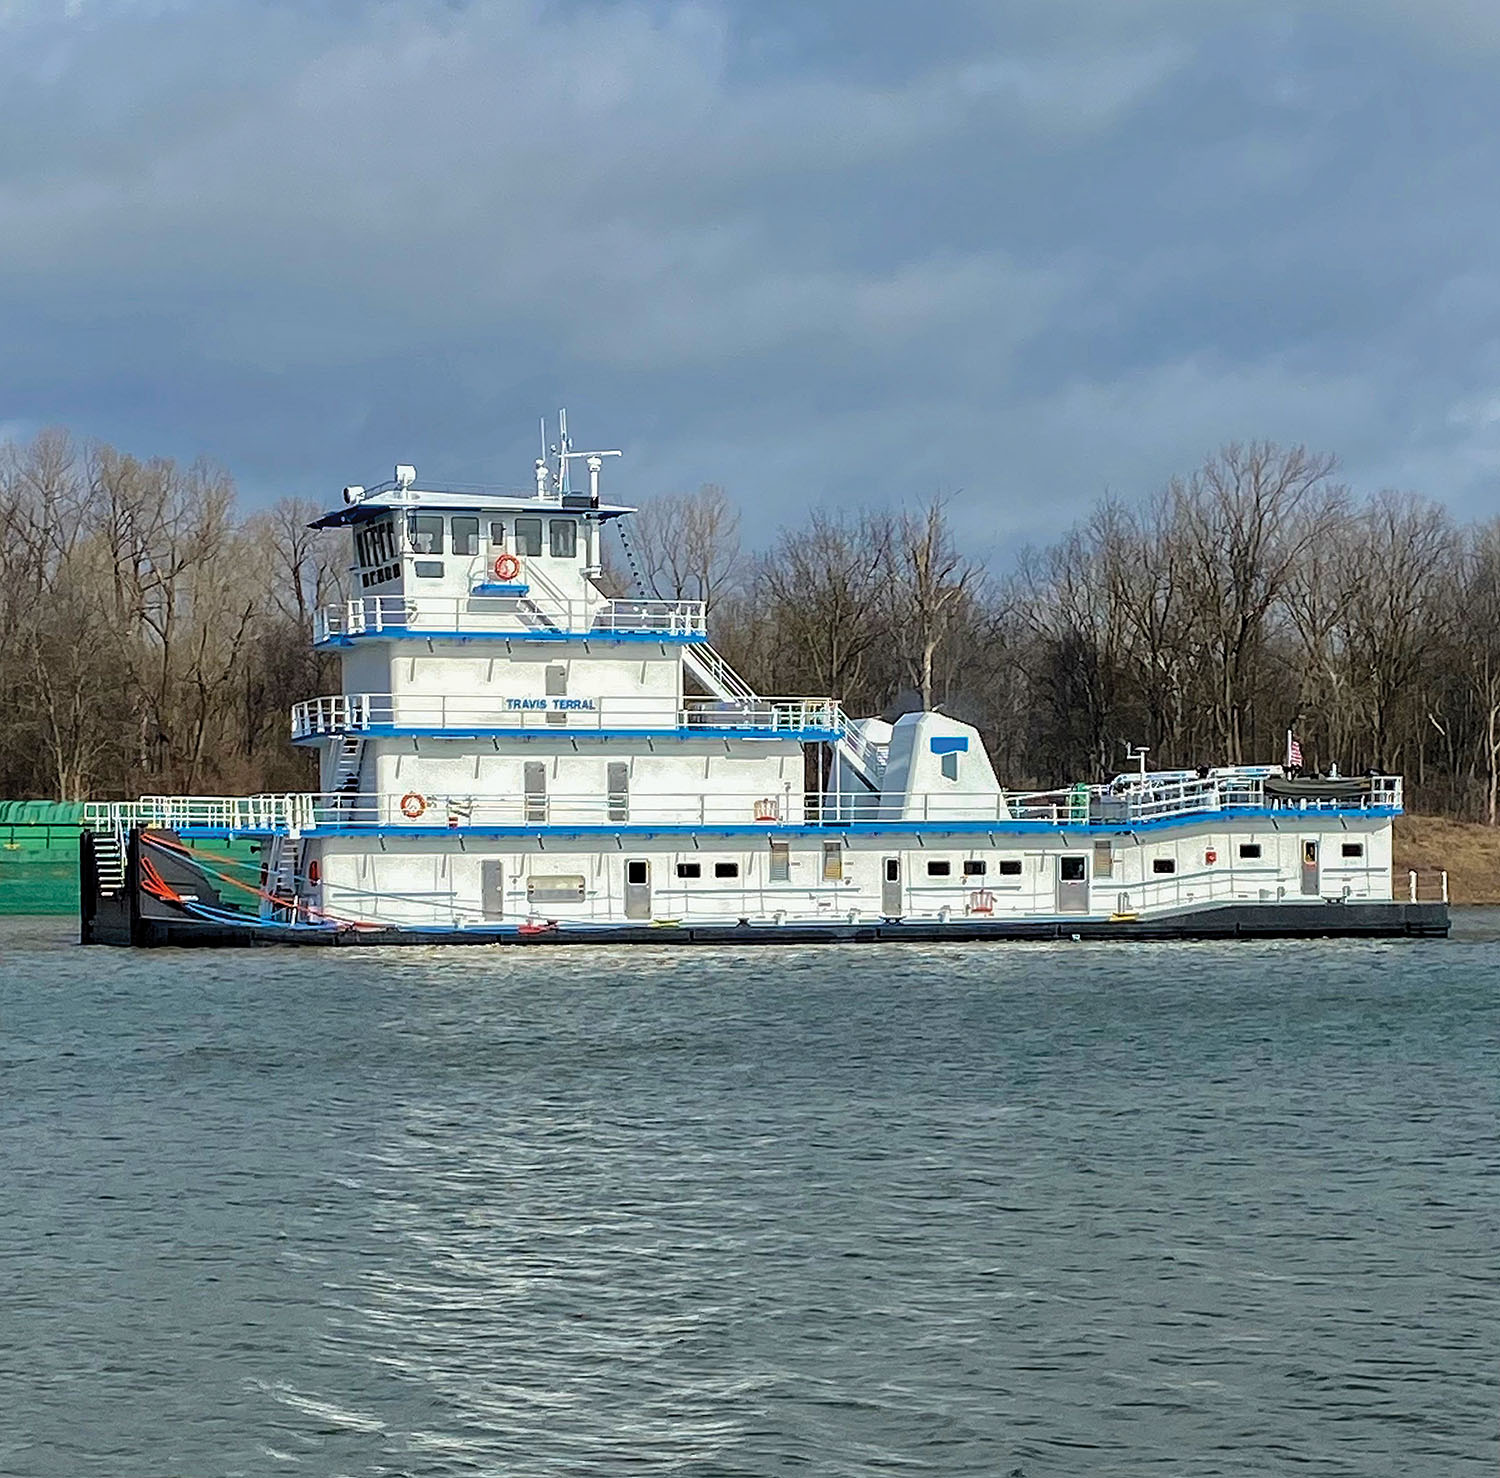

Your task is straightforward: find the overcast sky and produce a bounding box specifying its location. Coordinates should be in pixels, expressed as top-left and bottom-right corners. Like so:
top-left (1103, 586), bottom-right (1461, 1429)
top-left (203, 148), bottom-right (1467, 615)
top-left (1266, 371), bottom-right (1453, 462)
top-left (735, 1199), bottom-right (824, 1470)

top-left (3, 0), bottom-right (1499, 550)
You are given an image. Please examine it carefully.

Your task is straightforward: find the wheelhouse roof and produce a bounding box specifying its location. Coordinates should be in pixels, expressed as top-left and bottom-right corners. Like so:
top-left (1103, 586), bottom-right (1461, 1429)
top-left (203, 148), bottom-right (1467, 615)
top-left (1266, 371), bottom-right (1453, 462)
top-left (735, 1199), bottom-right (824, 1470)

top-left (308, 485), bottom-right (636, 530)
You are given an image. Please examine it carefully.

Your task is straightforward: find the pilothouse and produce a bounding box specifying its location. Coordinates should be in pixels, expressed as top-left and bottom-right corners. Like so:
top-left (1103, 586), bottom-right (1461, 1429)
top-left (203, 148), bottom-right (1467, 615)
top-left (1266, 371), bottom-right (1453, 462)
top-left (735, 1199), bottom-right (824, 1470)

top-left (81, 415), bottom-right (1448, 945)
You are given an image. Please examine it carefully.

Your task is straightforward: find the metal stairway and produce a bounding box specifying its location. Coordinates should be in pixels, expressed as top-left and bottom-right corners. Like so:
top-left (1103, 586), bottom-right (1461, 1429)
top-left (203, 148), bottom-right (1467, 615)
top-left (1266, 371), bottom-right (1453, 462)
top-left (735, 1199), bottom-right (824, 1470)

top-left (681, 641), bottom-right (887, 792)
top-left (262, 834), bottom-right (303, 920)
top-left (330, 735), bottom-right (365, 817)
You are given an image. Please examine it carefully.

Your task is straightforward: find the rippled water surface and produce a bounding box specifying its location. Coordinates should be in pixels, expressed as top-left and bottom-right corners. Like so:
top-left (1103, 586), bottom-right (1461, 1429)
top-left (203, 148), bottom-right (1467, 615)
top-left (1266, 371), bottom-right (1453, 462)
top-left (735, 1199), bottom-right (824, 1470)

top-left (2, 915), bottom-right (1497, 1476)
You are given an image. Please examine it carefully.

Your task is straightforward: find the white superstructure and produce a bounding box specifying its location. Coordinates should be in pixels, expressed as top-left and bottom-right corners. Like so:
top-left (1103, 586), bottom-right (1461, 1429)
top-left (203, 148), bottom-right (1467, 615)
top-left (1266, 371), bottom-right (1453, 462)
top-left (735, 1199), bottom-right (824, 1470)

top-left (83, 415), bottom-right (1433, 945)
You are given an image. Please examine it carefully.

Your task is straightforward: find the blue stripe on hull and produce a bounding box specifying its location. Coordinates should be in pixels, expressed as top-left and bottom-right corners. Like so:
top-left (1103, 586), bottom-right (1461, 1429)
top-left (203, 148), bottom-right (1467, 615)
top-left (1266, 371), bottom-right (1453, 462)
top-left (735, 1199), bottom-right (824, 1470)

top-left (315, 630), bottom-right (707, 647)
top-left (291, 726), bottom-right (835, 745)
top-left (166, 807), bottom-right (1399, 840)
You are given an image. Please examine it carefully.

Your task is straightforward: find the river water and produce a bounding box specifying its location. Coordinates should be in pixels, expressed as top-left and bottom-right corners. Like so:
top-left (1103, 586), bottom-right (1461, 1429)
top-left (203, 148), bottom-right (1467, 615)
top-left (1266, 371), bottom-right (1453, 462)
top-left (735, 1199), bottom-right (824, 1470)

top-left (1, 915), bottom-right (1495, 1476)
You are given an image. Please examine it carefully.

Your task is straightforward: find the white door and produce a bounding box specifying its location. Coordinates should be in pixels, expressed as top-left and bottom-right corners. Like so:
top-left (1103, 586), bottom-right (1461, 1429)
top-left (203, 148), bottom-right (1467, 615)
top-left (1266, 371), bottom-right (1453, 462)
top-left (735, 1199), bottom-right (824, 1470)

top-left (1055, 854), bottom-right (1089, 913)
top-left (882, 857), bottom-right (903, 917)
top-left (1300, 839), bottom-right (1320, 896)
top-left (625, 859), bottom-right (651, 919)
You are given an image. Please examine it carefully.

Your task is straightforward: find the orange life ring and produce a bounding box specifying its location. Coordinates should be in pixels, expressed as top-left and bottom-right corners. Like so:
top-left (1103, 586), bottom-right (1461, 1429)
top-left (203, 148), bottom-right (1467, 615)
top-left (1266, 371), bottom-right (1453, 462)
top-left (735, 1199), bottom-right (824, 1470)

top-left (400, 791), bottom-right (427, 820)
top-left (493, 552), bottom-right (522, 582)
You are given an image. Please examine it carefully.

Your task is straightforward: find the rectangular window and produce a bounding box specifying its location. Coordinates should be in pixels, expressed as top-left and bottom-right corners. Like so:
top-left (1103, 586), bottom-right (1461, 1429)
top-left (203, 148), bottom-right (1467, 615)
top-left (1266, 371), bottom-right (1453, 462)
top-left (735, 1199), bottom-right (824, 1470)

top-left (627, 860), bottom-right (648, 885)
top-left (408, 513), bottom-right (444, 555)
top-left (489, 520), bottom-right (506, 547)
top-left (1060, 856), bottom-right (1086, 881)
top-left (926, 859), bottom-right (952, 877)
top-left (963, 860), bottom-right (986, 877)
top-left (607, 761), bottom-right (629, 823)
top-left (1152, 858), bottom-right (1176, 875)
top-left (527, 874), bottom-right (585, 902)
top-left (523, 761), bottom-right (547, 824)
top-left (1093, 841), bottom-right (1113, 878)
top-left (714, 862), bottom-right (740, 879)
top-left (940, 751), bottom-right (959, 782)
top-left (1341, 842), bottom-right (1364, 859)
top-left (997, 859), bottom-right (1022, 877)
top-left (676, 862), bottom-right (701, 879)
top-left (515, 517), bottom-right (543, 557)
top-left (1238, 843), bottom-right (1262, 859)
top-left (822, 843), bottom-right (842, 881)
top-left (452, 516), bottom-right (480, 556)
top-left (549, 519), bottom-right (577, 558)
top-left (769, 842), bottom-right (790, 882)
top-left (414, 560), bottom-right (444, 578)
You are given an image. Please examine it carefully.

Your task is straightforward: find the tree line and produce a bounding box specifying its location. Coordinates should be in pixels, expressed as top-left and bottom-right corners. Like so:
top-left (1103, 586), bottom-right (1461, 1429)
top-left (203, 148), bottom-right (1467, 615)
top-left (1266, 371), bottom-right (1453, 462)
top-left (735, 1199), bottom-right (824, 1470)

top-left (2, 428), bottom-right (1497, 821)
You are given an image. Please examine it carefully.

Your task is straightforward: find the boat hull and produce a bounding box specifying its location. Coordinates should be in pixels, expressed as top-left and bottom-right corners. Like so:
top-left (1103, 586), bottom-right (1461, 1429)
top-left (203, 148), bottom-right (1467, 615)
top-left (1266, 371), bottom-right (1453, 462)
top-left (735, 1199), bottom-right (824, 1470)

top-left (80, 827), bottom-right (1450, 946)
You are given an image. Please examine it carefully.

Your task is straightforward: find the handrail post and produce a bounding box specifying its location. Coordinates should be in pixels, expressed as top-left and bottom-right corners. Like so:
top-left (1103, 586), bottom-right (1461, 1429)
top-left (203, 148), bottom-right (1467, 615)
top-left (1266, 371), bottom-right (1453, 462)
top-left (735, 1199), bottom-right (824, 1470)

top-left (1441, 870), bottom-right (1449, 904)
top-left (1408, 869), bottom-right (1417, 903)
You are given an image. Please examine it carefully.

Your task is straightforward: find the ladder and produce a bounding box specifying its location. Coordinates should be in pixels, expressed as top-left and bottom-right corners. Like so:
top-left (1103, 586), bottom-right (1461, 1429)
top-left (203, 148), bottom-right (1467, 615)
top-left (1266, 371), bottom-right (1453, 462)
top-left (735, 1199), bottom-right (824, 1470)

top-left (92, 830), bottom-right (127, 896)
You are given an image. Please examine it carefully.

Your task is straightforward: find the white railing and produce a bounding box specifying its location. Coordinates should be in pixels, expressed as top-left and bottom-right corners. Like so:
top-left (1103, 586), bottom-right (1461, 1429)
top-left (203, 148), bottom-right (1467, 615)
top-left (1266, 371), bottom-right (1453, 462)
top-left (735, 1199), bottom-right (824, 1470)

top-left (83, 773), bottom-right (1405, 836)
top-left (1006, 772), bottom-right (1402, 824)
top-left (315, 594), bottom-right (706, 642)
top-left (290, 693), bottom-right (843, 739)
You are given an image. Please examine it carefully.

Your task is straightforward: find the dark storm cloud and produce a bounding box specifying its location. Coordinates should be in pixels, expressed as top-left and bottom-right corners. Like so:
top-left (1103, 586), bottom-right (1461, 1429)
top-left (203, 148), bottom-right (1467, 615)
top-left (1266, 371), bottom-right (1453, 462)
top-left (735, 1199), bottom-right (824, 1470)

top-left (1, 0), bottom-right (1498, 545)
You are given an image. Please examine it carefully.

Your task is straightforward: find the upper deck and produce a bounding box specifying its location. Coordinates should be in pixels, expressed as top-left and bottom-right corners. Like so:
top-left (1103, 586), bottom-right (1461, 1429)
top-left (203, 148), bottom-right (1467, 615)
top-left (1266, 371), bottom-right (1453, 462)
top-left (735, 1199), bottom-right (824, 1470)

top-left (314, 593), bottom-right (706, 645)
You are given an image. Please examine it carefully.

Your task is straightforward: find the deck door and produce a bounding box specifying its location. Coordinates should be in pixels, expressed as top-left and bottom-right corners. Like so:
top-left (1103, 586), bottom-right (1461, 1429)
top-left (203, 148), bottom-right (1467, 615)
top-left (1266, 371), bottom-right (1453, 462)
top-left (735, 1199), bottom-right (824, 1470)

top-left (481, 860), bottom-right (505, 921)
top-left (1055, 854), bottom-right (1089, 913)
top-left (882, 856), bottom-right (903, 917)
top-left (1300, 839), bottom-right (1320, 896)
top-left (625, 859), bottom-right (652, 919)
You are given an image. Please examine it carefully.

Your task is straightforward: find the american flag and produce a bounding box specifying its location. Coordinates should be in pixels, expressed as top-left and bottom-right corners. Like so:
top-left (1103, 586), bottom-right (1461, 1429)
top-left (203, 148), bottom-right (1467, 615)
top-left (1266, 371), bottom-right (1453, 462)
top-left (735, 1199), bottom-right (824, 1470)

top-left (1287, 732), bottom-right (1303, 769)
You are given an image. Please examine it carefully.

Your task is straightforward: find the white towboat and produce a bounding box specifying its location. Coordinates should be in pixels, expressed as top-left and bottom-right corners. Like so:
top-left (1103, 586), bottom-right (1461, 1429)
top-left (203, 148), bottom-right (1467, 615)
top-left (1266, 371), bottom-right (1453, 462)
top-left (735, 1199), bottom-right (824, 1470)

top-left (80, 417), bottom-right (1447, 946)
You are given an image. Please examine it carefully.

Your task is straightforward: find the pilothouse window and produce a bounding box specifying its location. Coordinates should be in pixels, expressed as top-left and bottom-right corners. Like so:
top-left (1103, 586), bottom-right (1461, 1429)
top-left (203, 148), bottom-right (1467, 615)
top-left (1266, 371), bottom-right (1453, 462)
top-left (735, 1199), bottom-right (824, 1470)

top-left (408, 514), bottom-right (444, 555)
top-left (515, 518), bottom-right (543, 557)
top-left (549, 520), bottom-right (577, 558)
top-left (452, 516), bottom-right (480, 556)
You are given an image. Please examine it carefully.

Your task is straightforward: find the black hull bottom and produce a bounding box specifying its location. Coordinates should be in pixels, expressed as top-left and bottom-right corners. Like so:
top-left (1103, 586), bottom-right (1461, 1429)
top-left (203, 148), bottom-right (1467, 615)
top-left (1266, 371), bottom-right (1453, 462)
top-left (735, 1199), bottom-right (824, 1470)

top-left (94, 902), bottom-right (1451, 948)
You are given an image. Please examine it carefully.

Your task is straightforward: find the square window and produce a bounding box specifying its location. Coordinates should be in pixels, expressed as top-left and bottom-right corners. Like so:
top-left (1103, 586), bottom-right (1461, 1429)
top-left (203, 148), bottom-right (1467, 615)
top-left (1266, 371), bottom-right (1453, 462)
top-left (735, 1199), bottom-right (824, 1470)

top-left (997, 859), bottom-right (1022, 877)
top-left (714, 862), bottom-right (739, 879)
top-left (452, 516), bottom-right (480, 555)
top-left (1152, 858), bottom-right (1176, 875)
top-left (626, 861), bottom-right (647, 885)
top-left (549, 520), bottom-right (577, 558)
top-left (514, 518), bottom-right (543, 557)
top-left (676, 862), bottom-right (701, 879)
top-left (1341, 842), bottom-right (1364, 859)
top-left (963, 860), bottom-right (986, 877)
top-left (1238, 843), bottom-right (1262, 859)
top-left (926, 860), bottom-right (951, 877)
top-left (1060, 856), bottom-right (1086, 881)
